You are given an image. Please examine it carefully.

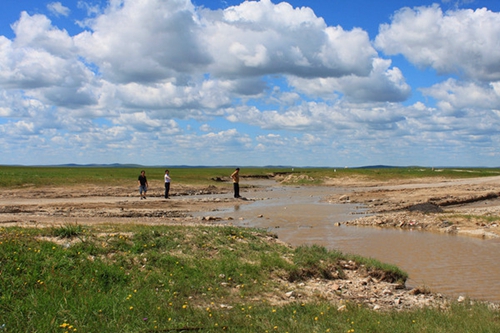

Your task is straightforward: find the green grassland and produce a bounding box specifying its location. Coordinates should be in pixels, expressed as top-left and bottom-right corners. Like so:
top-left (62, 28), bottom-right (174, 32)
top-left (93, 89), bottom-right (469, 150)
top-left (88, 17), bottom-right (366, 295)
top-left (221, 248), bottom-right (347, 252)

top-left (1, 165), bottom-right (499, 188)
top-left (0, 166), bottom-right (277, 188)
top-left (1, 224), bottom-right (499, 333)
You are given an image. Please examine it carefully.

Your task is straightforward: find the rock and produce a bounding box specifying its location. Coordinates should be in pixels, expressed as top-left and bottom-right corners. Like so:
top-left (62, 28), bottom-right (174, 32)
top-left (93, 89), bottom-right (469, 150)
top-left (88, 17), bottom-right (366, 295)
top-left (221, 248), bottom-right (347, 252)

top-left (361, 277), bottom-right (372, 285)
top-left (439, 220), bottom-right (453, 228)
top-left (339, 195), bottom-right (350, 202)
top-left (408, 203), bottom-right (443, 213)
top-left (382, 288), bottom-right (393, 295)
top-left (202, 216), bottom-right (221, 221)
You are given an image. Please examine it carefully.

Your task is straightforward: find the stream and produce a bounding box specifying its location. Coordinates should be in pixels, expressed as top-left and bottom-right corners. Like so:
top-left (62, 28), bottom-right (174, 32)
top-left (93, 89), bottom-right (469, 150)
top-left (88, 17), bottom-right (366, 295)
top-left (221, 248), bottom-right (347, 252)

top-left (211, 182), bottom-right (500, 303)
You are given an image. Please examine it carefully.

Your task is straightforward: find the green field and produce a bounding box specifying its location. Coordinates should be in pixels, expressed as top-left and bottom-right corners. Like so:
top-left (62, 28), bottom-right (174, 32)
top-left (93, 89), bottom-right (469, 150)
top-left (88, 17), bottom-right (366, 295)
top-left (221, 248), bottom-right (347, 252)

top-left (1, 165), bottom-right (499, 188)
top-left (1, 224), bottom-right (499, 333)
top-left (0, 166), bottom-right (280, 188)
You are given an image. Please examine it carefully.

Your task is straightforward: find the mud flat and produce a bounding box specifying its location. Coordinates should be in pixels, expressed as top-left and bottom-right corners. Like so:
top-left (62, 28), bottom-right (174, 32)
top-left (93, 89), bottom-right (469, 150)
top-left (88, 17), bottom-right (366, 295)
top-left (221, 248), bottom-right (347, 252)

top-left (324, 175), bottom-right (500, 239)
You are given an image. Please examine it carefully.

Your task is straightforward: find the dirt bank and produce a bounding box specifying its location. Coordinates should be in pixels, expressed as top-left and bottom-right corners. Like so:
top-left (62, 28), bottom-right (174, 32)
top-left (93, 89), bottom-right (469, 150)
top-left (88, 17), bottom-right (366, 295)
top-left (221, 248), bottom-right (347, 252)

top-left (323, 175), bottom-right (500, 239)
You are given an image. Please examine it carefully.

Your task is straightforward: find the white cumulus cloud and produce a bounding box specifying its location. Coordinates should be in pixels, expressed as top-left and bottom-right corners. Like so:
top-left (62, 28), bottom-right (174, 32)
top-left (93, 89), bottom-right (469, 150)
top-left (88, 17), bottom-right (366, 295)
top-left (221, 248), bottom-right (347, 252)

top-left (47, 2), bottom-right (71, 17)
top-left (375, 5), bottom-right (500, 81)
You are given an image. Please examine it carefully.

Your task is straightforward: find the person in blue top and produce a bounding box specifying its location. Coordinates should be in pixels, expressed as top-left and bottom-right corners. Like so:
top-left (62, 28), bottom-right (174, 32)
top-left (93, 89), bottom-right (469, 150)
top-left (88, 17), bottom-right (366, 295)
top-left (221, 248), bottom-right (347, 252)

top-left (138, 170), bottom-right (148, 200)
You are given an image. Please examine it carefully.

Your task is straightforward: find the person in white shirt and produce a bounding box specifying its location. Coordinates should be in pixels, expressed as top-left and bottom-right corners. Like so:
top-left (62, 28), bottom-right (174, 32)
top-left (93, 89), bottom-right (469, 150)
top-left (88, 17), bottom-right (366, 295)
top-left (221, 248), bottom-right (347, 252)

top-left (164, 169), bottom-right (171, 199)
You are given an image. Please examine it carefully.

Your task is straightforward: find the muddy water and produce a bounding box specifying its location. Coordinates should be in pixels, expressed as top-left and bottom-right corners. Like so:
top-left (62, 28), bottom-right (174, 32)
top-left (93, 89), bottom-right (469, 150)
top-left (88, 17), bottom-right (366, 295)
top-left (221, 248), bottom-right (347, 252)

top-left (216, 183), bottom-right (500, 303)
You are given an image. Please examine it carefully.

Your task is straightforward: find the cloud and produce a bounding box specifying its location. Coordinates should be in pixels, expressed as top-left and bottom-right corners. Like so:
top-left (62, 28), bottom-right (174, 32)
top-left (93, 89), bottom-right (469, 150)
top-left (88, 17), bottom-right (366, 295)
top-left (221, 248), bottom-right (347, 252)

top-left (47, 2), bottom-right (71, 17)
top-left (288, 58), bottom-right (411, 103)
top-left (0, 11), bottom-right (96, 112)
top-left (224, 100), bottom-right (411, 133)
top-left (12, 12), bottom-right (75, 57)
top-left (109, 80), bottom-right (233, 115)
top-left (199, 124), bottom-right (212, 132)
top-left (1, 0), bottom-right (500, 166)
top-left (375, 5), bottom-right (500, 81)
top-left (0, 0), bottom-right (388, 116)
top-left (75, 0), bottom-right (211, 84)
top-left (113, 111), bottom-right (182, 135)
top-left (202, 0), bottom-right (376, 80)
top-left (421, 79), bottom-right (500, 114)
top-left (73, 0), bottom-right (379, 88)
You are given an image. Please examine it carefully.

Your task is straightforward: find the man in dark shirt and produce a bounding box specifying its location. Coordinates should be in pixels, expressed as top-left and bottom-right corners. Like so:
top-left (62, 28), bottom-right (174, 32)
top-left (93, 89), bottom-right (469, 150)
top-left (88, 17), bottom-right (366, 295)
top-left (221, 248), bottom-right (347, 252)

top-left (138, 170), bottom-right (149, 200)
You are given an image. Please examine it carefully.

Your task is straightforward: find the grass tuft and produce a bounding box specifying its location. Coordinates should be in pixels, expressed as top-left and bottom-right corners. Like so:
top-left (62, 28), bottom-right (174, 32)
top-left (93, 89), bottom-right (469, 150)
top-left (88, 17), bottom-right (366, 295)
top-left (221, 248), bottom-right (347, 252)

top-left (51, 224), bottom-right (85, 238)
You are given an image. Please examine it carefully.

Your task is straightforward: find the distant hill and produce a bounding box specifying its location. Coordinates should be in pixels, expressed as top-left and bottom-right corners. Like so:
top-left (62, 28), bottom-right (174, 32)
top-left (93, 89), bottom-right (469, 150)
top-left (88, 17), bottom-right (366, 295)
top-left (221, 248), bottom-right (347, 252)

top-left (7, 164), bottom-right (496, 169)
top-left (56, 163), bottom-right (143, 168)
top-left (355, 165), bottom-right (396, 169)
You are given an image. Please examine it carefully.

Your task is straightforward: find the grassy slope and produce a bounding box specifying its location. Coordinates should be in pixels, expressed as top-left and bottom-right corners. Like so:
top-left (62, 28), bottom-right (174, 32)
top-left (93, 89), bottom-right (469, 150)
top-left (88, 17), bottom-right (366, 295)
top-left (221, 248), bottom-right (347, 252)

top-left (1, 225), bottom-right (498, 333)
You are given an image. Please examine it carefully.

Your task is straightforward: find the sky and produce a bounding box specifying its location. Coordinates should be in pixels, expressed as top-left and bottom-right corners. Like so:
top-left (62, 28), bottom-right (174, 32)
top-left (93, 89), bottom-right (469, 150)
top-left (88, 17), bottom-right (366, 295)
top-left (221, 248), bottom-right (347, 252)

top-left (1, 0), bottom-right (500, 167)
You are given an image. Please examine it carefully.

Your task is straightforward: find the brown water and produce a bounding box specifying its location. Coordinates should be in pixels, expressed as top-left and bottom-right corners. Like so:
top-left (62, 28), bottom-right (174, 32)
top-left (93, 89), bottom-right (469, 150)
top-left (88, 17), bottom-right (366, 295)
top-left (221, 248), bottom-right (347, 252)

top-left (214, 183), bottom-right (500, 303)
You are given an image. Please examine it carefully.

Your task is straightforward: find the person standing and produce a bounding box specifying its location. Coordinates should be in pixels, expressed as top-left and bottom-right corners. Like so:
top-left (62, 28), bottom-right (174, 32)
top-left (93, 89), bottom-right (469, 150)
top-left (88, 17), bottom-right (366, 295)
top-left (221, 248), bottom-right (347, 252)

top-left (231, 167), bottom-right (241, 198)
top-left (138, 170), bottom-right (148, 200)
top-left (164, 169), bottom-right (171, 199)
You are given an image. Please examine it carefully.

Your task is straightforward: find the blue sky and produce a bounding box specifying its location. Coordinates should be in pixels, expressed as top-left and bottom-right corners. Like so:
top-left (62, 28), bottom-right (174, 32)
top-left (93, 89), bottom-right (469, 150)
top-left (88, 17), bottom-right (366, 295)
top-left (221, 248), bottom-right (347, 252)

top-left (1, 0), bottom-right (500, 167)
